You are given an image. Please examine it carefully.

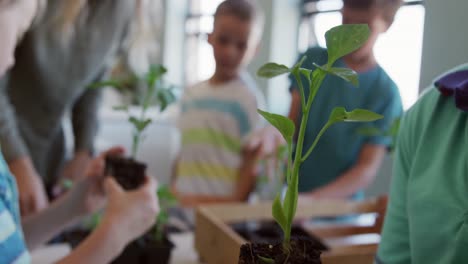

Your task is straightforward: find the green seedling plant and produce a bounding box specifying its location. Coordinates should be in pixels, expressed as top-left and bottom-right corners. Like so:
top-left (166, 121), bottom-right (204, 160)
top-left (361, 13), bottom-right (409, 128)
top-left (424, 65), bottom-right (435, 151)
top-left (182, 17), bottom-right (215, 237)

top-left (255, 24), bottom-right (383, 257)
top-left (153, 185), bottom-right (178, 242)
top-left (89, 64), bottom-right (175, 158)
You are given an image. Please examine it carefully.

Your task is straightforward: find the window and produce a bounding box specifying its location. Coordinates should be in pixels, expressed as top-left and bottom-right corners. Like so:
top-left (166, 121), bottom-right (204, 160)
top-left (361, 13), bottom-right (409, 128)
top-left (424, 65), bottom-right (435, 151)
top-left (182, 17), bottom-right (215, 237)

top-left (185, 0), bottom-right (224, 86)
top-left (299, 0), bottom-right (425, 110)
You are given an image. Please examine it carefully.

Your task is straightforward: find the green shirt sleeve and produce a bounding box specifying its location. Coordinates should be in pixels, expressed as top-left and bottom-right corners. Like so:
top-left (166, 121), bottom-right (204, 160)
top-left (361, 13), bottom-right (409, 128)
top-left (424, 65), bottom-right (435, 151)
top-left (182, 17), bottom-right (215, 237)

top-left (377, 110), bottom-right (414, 263)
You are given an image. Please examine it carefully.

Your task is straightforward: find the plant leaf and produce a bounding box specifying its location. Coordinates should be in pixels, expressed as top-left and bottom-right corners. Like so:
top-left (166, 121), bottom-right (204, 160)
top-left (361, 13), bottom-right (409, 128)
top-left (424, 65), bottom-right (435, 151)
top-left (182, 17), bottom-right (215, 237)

top-left (62, 179), bottom-right (73, 190)
top-left (325, 24), bottom-right (370, 66)
top-left (146, 64), bottom-right (167, 87)
top-left (129, 117), bottom-right (152, 132)
top-left (257, 109), bottom-right (295, 149)
top-left (299, 68), bottom-right (312, 84)
top-left (156, 88), bottom-right (176, 111)
top-left (87, 80), bottom-right (124, 90)
top-left (272, 194), bottom-right (287, 234)
top-left (157, 185), bottom-right (178, 207)
top-left (313, 63), bottom-right (359, 86)
top-left (329, 107), bottom-right (383, 125)
top-left (112, 105), bottom-right (129, 112)
top-left (356, 126), bottom-right (382, 136)
top-left (257, 63), bottom-right (290, 78)
top-left (258, 256), bottom-right (275, 264)
top-left (291, 56), bottom-right (307, 75)
top-left (388, 117), bottom-right (401, 137)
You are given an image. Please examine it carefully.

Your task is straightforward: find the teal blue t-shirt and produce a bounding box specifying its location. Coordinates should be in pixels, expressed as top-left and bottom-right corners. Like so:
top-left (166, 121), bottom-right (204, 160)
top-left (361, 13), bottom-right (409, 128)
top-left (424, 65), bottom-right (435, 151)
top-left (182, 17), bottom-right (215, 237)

top-left (377, 63), bottom-right (468, 263)
top-left (289, 47), bottom-right (403, 195)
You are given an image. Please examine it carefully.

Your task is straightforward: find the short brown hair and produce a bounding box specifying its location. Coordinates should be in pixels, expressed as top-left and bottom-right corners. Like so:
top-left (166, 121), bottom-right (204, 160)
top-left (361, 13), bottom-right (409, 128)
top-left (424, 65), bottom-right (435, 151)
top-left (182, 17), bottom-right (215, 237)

top-left (213, 0), bottom-right (264, 41)
top-left (343, 0), bottom-right (403, 25)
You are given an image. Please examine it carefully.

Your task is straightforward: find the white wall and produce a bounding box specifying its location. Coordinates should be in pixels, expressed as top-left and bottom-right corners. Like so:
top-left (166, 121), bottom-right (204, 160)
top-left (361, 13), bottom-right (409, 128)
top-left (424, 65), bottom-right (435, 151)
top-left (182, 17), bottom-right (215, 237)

top-left (419, 0), bottom-right (468, 91)
top-left (248, 0), bottom-right (300, 115)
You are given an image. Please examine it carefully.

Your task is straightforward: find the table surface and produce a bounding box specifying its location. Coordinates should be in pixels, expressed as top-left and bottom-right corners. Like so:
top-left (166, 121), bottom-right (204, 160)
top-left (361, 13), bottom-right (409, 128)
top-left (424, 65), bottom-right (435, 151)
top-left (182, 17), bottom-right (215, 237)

top-left (30, 233), bottom-right (201, 264)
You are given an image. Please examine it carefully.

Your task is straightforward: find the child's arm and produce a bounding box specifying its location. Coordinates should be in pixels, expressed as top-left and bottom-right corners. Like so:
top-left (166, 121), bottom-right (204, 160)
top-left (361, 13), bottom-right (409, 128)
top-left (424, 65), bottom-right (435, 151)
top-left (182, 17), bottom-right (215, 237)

top-left (8, 157), bottom-right (48, 216)
top-left (300, 144), bottom-right (385, 199)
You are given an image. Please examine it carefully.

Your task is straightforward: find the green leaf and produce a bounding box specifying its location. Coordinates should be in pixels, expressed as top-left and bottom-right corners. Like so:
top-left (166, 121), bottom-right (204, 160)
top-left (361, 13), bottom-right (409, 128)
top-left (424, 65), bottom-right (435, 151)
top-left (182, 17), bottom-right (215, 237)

top-left (291, 56), bottom-right (307, 74)
top-left (299, 68), bottom-right (312, 84)
top-left (146, 64), bottom-right (167, 87)
top-left (272, 194), bottom-right (287, 234)
top-left (388, 118), bottom-right (401, 137)
top-left (257, 109), bottom-right (295, 149)
top-left (329, 107), bottom-right (383, 124)
top-left (156, 88), bottom-right (176, 111)
top-left (313, 63), bottom-right (359, 86)
top-left (112, 105), bottom-right (129, 112)
top-left (325, 24), bottom-right (370, 66)
top-left (62, 179), bottom-right (73, 190)
top-left (258, 256), bottom-right (275, 264)
top-left (129, 117), bottom-right (152, 132)
top-left (87, 80), bottom-right (124, 90)
top-left (356, 126), bottom-right (382, 136)
top-left (257, 63), bottom-right (290, 78)
top-left (157, 185), bottom-right (178, 207)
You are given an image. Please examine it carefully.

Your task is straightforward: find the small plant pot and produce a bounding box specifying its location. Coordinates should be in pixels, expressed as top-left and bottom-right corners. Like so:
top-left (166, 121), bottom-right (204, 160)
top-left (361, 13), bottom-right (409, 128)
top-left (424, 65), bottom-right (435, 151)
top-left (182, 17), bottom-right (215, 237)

top-left (112, 232), bottom-right (174, 264)
top-left (105, 155), bottom-right (147, 190)
top-left (234, 221), bottom-right (327, 263)
top-left (238, 238), bottom-right (323, 264)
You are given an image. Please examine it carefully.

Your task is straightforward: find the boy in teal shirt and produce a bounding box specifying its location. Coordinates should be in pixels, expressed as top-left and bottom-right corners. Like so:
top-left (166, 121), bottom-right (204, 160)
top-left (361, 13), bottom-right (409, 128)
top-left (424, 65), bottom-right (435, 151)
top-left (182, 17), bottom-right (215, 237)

top-left (288, 0), bottom-right (403, 199)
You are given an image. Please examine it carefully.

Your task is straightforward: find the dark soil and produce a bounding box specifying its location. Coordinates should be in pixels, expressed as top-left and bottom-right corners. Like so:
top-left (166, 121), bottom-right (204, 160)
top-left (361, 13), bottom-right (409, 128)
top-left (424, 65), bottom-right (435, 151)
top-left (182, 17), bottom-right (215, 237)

top-left (112, 232), bottom-right (174, 264)
top-left (234, 221), bottom-right (327, 264)
top-left (105, 155), bottom-right (147, 190)
top-left (238, 238), bottom-right (322, 264)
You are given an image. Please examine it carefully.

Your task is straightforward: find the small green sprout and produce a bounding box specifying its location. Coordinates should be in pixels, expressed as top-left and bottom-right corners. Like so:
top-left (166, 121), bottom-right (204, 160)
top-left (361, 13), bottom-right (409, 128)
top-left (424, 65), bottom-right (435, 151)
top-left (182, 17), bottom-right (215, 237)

top-left (89, 65), bottom-right (176, 158)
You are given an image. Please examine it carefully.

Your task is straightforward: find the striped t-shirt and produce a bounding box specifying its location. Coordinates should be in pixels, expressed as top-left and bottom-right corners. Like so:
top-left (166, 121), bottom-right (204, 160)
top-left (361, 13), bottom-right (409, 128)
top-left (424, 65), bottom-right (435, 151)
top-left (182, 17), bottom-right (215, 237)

top-left (175, 75), bottom-right (260, 196)
top-left (0, 153), bottom-right (29, 263)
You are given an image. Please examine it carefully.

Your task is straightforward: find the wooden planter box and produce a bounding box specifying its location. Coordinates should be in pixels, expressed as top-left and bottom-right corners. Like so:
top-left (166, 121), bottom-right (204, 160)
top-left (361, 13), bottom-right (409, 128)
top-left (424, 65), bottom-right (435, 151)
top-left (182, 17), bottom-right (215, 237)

top-left (195, 196), bottom-right (386, 264)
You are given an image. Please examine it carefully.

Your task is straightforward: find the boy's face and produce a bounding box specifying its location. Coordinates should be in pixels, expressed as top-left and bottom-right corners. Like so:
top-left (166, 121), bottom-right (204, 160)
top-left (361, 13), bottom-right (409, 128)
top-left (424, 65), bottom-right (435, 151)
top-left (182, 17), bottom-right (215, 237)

top-left (341, 7), bottom-right (388, 61)
top-left (208, 14), bottom-right (256, 80)
top-left (0, 0), bottom-right (37, 76)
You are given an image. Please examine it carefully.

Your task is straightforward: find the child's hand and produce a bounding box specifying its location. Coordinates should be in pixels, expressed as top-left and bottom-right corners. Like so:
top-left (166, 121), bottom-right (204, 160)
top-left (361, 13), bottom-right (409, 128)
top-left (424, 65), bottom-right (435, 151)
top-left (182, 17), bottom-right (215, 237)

top-left (63, 147), bottom-right (124, 217)
top-left (244, 125), bottom-right (286, 158)
top-left (101, 176), bottom-right (159, 245)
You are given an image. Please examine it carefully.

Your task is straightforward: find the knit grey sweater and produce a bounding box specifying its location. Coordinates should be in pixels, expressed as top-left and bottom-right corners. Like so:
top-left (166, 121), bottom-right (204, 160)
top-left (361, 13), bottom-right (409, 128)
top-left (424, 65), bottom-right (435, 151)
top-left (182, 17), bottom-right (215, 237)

top-left (0, 0), bottom-right (135, 180)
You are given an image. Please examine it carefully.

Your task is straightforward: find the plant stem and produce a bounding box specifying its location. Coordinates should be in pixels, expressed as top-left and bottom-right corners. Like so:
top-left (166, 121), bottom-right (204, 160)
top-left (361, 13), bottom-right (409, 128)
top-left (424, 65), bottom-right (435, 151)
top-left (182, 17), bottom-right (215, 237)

top-left (283, 71), bottom-right (326, 245)
top-left (301, 122), bottom-right (332, 163)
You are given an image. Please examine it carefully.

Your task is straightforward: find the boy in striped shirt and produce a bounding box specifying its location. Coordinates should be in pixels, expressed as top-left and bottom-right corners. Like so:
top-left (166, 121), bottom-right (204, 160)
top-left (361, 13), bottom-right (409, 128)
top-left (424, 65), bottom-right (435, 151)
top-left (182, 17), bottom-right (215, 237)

top-left (173, 0), bottom-right (265, 206)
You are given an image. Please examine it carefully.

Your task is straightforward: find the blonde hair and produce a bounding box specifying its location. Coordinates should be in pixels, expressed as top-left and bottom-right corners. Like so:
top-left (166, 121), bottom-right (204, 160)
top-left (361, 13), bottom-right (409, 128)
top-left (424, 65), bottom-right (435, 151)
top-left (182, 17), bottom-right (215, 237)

top-left (53, 0), bottom-right (163, 74)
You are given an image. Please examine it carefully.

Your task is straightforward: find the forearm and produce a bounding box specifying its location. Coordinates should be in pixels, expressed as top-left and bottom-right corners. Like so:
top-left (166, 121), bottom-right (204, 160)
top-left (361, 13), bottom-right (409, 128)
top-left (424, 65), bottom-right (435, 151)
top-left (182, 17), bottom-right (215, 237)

top-left (56, 219), bottom-right (123, 264)
top-left (306, 145), bottom-right (386, 199)
top-left (307, 163), bottom-right (377, 199)
top-left (22, 195), bottom-right (80, 250)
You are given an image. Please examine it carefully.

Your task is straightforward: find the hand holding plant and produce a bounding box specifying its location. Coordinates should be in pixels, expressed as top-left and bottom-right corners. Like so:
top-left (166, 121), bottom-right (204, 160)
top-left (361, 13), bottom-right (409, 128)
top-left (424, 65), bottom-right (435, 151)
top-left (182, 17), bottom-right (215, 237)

top-left (101, 175), bottom-right (159, 247)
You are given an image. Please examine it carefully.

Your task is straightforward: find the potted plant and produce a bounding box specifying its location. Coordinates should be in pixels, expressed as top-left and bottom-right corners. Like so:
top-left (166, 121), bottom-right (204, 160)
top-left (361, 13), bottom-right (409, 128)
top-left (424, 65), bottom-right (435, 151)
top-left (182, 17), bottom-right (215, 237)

top-left (238, 24), bottom-right (383, 263)
top-left (88, 64), bottom-right (175, 190)
top-left (89, 65), bottom-right (178, 263)
top-left (112, 185), bottom-right (178, 264)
